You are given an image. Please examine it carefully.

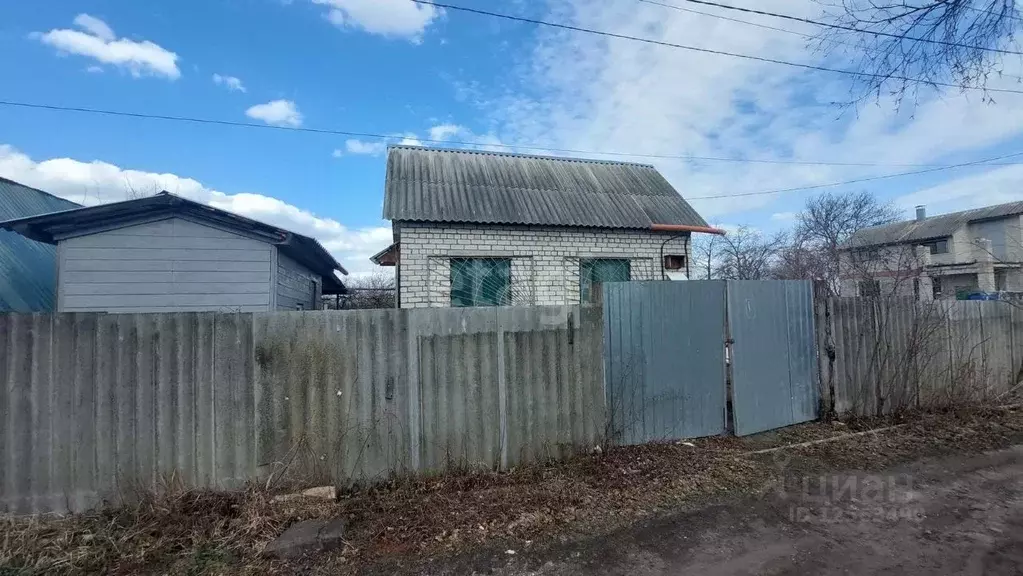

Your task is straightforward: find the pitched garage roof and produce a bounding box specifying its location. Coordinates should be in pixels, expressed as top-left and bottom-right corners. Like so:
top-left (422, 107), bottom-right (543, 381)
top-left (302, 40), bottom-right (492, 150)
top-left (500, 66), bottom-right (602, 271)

top-left (383, 146), bottom-right (709, 230)
top-left (0, 192), bottom-right (349, 294)
top-left (0, 177), bottom-right (81, 311)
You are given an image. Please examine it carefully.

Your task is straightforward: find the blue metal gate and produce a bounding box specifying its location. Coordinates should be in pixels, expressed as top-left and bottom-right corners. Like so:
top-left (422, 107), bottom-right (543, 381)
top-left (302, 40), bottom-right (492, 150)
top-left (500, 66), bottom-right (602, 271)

top-left (603, 281), bottom-right (727, 445)
top-left (727, 280), bottom-right (819, 436)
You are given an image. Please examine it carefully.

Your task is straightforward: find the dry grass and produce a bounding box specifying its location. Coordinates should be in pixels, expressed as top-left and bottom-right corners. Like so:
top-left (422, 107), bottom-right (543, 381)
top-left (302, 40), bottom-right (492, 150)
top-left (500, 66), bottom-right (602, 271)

top-left (0, 488), bottom-right (334, 575)
top-left (4, 407), bottom-right (1023, 575)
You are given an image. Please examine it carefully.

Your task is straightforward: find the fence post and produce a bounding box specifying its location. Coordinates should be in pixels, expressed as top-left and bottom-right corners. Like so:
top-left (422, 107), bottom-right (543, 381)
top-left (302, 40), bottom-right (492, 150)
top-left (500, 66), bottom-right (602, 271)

top-left (406, 310), bottom-right (421, 472)
top-left (812, 281), bottom-right (834, 419)
top-left (497, 322), bottom-right (508, 470)
top-left (723, 280), bottom-right (734, 434)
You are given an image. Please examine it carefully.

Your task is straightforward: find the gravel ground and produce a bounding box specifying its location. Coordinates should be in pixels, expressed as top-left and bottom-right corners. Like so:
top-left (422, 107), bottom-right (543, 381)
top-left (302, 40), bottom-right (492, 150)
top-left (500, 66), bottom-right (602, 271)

top-left (455, 444), bottom-right (1023, 575)
top-left (3, 407), bottom-right (1023, 575)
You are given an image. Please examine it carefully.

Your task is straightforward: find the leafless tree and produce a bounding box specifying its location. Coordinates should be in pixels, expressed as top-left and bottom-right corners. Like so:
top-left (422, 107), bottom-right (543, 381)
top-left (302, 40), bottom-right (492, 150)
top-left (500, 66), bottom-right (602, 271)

top-left (814, 0), bottom-right (1021, 106)
top-left (690, 233), bottom-right (722, 279)
top-left (123, 178), bottom-right (163, 200)
top-left (772, 243), bottom-right (831, 281)
top-left (335, 272), bottom-right (396, 309)
top-left (714, 226), bottom-right (787, 280)
top-left (792, 191), bottom-right (902, 295)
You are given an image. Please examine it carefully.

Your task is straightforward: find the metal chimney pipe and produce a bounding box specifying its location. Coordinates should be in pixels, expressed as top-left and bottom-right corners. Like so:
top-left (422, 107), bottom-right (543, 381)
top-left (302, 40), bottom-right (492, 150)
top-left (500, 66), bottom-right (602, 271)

top-left (915, 205), bottom-right (926, 221)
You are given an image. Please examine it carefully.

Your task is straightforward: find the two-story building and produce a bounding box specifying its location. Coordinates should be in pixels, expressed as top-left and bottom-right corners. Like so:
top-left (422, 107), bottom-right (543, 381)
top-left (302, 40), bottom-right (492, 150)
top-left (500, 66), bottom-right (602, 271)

top-left (841, 202), bottom-right (1023, 299)
top-left (372, 146), bottom-right (721, 308)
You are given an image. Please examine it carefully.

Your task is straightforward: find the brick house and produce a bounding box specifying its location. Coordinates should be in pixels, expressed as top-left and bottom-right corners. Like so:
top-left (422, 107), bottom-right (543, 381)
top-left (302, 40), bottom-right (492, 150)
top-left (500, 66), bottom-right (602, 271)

top-left (373, 146), bottom-right (720, 308)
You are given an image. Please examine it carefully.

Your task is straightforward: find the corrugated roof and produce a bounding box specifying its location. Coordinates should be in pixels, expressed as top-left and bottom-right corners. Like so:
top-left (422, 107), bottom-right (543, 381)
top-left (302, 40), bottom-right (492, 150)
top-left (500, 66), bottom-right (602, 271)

top-left (383, 146), bottom-right (708, 229)
top-left (845, 201), bottom-right (1023, 249)
top-left (0, 177), bottom-right (80, 312)
top-left (0, 191), bottom-right (349, 294)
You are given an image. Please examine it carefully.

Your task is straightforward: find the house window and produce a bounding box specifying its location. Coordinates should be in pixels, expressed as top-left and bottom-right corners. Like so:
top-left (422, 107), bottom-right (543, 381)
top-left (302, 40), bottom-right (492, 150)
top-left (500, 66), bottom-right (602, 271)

top-left (932, 277), bottom-right (943, 299)
top-left (921, 239), bottom-right (949, 255)
top-left (580, 259), bottom-right (631, 303)
top-left (663, 254), bottom-right (686, 271)
top-left (858, 279), bottom-right (881, 297)
top-left (450, 258), bottom-right (512, 307)
top-left (851, 248), bottom-right (879, 263)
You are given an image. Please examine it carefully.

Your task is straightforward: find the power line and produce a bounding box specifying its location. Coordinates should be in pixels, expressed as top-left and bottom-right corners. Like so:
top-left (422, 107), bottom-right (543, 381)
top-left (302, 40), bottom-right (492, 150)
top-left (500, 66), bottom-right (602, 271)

top-left (637, 0), bottom-right (1023, 81)
top-left (647, 0), bottom-right (1023, 55)
top-left (634, 0), bottom-right (825, 39)
top-left (3, 98), bottom-right (1023, 169)
top-left (687, 150), bottom-right (1023, 199)
top-left (407, 0), bottom-right (1023, 94)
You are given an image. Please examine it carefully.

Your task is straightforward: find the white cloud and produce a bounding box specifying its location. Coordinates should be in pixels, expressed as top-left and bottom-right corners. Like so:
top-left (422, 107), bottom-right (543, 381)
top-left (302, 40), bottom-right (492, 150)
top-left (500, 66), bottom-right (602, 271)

top-left (770, 212), bottom-right (797, 222)
top-left (85, 65), bottom-right (103, 74)
top-left (480, 0), bottom-right (1023, 222)
top-left (311, 0), bottom-right (440, 40)
top-left (342, 124), bottom-right (505, 157)
top-left (73, 14), bottom-right (114, 42)
top-left (245, 100), bottom-right (303, 127)
top-left (332, 149), bottom-right (344, 158)
top-left (428, 124), bottom-right (462, 141)
top-left (344, 131), bottom-right (434, 155)
top-left (35, 14), bottom-right (180, 79)
top-left (0, 144), bottom-right (391, 275)
top-left (345, 139), bottom-right (387, 155)
top-left (895, 165), bottom-right (1023, 213)
top-left (212, 73), bottom-right (246, 93)
top-left (422, 123), bottom-right (504, 151)
top-left (395, 133), bottom-right (423, 146)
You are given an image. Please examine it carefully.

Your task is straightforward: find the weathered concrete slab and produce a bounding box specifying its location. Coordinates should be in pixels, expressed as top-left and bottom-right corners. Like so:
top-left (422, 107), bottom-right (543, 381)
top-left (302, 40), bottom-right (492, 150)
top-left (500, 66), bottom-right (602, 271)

top-left (264, 518), bottom-right (346, 559)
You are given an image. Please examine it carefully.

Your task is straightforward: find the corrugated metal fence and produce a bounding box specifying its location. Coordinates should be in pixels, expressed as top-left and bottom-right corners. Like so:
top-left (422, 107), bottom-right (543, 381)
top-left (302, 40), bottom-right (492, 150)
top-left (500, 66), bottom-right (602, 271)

top-left (602, 280), bottom-right (820, 442)
top-left (728, 281), bottom-right (819, 436)
top-left (818, 297), bottom-right (1023, 416)
top-left (0, 306), bottom-right (604, 515)
top-left (603, 281), bottom-right (727, 445)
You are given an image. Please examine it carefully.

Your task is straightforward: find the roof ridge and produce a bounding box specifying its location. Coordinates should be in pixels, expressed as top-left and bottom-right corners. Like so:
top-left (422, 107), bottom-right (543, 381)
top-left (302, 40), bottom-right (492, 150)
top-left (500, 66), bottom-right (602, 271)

top-left (0, 176), bottom-right (81, 207)
top-left (861, 199), bottom-right (1023, 232)
top-left (387, 144), bottom-right (658, 168)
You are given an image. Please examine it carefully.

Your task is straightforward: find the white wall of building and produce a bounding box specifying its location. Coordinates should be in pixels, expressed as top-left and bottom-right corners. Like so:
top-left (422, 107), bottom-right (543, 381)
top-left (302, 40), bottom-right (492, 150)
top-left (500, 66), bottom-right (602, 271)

top-left (396, 223), bottom-right (691, 308)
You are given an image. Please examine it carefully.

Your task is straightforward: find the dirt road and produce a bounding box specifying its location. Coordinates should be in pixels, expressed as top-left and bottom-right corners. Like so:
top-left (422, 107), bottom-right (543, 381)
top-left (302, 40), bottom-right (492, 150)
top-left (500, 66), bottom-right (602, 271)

top-left (447, 445), bottom-right (1023, 575)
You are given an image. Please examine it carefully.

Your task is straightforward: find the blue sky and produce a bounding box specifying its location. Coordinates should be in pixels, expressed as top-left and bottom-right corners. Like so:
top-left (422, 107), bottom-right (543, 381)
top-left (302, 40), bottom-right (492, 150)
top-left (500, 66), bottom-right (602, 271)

top-left (1, 0), bottom-right (1022, 275)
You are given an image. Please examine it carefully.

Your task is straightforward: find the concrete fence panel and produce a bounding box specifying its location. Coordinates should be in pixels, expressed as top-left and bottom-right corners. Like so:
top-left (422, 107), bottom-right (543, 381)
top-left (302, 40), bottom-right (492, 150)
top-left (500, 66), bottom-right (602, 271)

top-left (820, 298), bottom-right (1023, 416)
top-left (1, 306), bottom-right (605, 515)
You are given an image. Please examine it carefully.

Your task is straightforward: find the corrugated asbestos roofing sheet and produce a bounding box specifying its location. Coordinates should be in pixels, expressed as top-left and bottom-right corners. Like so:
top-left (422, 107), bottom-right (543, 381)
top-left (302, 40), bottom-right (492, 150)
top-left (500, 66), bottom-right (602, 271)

top-left (0, 177), bottom-right (80, 312)
top-left (383, 146), bottom-right (708, 229)
top-left (845, 201), bottom-right (1023, 249)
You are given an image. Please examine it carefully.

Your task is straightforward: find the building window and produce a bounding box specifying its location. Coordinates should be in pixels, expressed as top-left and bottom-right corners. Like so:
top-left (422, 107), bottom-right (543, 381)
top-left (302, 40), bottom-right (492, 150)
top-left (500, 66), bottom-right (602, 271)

top-left (921, 239), bottom-right (949, 255)
top-left (858, 279), bottom-right (881, 297)
top-left (663, 254), bottom-right (686, 271)
top-left (450, 258), bottom-right (512, 307)
top-left (851, 248), bottom-right (879, 263)
top-left (580, 258), bottom-right (631, 303)
top-left (932, 277), bottom-right (943, 299)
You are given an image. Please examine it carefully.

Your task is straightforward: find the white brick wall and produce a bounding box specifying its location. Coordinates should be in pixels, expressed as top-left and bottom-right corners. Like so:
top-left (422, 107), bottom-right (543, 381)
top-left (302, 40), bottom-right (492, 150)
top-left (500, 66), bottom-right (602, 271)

top-left (396, 223), bottom-right (691, 308)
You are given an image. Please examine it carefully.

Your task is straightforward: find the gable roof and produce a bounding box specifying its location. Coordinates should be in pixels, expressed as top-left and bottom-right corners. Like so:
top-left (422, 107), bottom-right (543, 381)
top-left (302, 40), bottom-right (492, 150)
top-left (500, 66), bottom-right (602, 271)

top-left (383, 146), bottom-right (708, 230)
top-left (0, 191), bottom-right (348, 293)
top-left (0, 177), bottom-right (81, 311)
top-left (844, 201), bottom-right (1023, 249)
